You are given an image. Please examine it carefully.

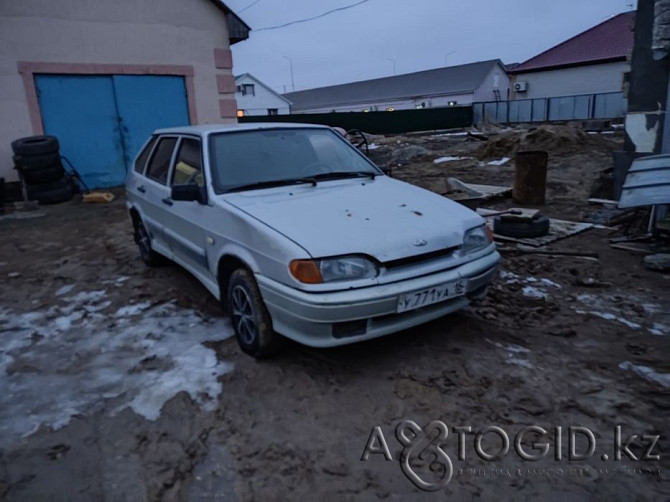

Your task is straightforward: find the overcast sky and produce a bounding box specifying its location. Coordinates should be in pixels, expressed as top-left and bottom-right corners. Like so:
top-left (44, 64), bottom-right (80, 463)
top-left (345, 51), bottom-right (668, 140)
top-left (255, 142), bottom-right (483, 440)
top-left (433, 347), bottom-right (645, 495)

top-left (225, 0), bottom-right (637, 94)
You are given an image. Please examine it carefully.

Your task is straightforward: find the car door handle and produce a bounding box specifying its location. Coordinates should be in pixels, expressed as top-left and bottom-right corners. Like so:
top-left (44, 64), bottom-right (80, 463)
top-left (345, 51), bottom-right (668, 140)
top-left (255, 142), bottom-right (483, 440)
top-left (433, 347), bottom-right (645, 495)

top-left (137, 185), bottom-right (146, 193)
top-left (161, 198), bottom-right (173, 206)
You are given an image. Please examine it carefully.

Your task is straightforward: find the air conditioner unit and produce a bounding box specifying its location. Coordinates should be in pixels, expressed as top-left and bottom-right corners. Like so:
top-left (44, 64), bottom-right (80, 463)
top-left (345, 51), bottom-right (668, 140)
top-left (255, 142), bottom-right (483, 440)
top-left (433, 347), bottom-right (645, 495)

top-left (514, 81), bottom-right (528, 92)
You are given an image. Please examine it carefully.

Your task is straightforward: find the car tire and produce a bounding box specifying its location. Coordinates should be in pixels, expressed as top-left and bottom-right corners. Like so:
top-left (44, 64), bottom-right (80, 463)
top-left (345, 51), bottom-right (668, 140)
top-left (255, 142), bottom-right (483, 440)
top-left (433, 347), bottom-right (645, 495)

top-left (19, 164), bottom-right (66, 185)
top-left (14, 152), bottom-right (62, 170)
top-left (26, 179), bottom-right (73, 204)
top-left (133, 217), bottom-right (164, 267)
top-left (493, 215), bottom-right (550, 239)
top-left (227, 268), bottom-right (281, 358)
top-left (11, 135), bottom-right (59, 156)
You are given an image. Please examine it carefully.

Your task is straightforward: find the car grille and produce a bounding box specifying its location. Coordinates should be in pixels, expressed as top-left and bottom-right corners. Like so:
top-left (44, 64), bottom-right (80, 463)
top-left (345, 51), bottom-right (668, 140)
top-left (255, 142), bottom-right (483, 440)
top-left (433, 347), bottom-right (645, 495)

top-left (382, 246), bottom-right (459, 269)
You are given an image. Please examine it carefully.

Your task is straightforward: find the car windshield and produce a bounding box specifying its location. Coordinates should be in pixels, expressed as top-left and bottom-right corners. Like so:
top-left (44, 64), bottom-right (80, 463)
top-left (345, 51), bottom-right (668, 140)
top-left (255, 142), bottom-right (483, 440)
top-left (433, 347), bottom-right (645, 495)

top-left (209, 128), bottom-right (380, 193)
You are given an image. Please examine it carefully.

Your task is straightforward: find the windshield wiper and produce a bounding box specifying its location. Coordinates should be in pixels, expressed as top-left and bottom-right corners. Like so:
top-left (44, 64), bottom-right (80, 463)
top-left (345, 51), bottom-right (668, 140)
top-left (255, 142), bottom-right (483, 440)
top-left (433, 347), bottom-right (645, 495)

top-left (313, 171), bottom-right (377, 181)
top-left (225, 177), bottom-right (317, 193)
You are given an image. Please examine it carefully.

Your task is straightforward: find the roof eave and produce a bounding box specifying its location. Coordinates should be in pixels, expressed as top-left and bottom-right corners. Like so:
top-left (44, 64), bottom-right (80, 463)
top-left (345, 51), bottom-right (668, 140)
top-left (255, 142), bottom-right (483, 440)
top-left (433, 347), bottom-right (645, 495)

top-left (208, 0), bottom-right (251, 45)
top-left (509, 56), bottom-right (628, 74)
top-left (290, 89), bottom-right (476, 111)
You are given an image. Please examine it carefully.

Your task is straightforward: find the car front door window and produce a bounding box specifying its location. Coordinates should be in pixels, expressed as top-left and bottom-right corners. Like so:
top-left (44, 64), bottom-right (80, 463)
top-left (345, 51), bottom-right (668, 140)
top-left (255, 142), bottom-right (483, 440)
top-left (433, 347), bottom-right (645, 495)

top-left (171, 137), bottom-right (204, 187)
top-left (165, 136), bottom-right (212, 276)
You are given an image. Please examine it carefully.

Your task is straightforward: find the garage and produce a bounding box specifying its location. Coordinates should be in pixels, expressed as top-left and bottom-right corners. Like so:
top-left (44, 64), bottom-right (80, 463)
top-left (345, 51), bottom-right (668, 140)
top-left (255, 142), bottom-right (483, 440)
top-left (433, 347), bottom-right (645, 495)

top-left (35, 74), bottom-right (190, 188)
top-left (0, 0), bottom-right (250, 192)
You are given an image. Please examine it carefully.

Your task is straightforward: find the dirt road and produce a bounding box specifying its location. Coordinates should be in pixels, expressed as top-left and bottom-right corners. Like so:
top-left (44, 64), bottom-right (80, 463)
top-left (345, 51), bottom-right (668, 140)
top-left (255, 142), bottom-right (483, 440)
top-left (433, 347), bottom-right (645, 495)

top-left (1, 127), bottom-right (668, 500)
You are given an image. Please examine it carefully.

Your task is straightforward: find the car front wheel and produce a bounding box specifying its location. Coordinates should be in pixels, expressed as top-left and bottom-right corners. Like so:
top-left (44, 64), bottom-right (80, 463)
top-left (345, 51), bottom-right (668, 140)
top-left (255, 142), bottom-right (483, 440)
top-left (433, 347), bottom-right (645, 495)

top-left (227, 268), bottom-right (281, 358)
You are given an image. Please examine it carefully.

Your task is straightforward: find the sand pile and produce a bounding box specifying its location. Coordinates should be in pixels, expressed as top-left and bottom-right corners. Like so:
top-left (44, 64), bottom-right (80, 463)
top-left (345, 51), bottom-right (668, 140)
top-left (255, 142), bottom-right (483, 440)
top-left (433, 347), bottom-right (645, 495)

top-left (477, 124), bottom-right (615, 159)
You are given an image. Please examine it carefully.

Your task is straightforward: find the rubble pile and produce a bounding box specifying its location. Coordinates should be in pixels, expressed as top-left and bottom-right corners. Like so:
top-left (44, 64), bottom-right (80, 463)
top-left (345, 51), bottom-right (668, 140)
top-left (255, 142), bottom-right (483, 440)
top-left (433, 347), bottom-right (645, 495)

top-left (477, 124), bottom-right (616, 159)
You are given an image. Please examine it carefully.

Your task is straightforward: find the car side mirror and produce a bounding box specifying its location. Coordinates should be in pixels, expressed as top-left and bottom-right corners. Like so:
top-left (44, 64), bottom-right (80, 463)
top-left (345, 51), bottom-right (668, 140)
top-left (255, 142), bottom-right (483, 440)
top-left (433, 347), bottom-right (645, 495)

top-left (171, 184), bottom-right (207, 204)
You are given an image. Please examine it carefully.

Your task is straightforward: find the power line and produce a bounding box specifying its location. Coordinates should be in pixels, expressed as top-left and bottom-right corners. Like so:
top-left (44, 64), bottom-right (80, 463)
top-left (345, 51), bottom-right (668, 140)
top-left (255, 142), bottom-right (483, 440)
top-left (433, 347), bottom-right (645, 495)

top-left (238, 0), bottom-right (261, 13)
top-left (254, 0), bottom-right (371, 32)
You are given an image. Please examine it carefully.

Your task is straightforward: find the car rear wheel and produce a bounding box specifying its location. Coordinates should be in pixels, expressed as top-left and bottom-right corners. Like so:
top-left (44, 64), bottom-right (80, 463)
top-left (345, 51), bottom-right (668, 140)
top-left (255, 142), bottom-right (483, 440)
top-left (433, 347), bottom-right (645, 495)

top-left (228, 268), bottom-right (281, 358)
top-left (134, 217), bottom-right (163, 267)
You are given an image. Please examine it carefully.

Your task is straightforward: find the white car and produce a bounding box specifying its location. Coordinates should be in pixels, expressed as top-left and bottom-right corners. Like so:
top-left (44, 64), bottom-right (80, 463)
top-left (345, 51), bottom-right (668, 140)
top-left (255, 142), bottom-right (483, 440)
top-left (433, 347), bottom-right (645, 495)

top-left (125, 124), bottom-right (500, 357)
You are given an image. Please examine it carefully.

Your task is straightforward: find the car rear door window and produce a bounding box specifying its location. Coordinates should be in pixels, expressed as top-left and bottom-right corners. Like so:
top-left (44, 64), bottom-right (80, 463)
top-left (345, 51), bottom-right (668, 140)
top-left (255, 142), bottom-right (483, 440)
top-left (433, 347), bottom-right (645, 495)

top-left (134, 136), bottom-right (158, 174)
top-left (171, 137), bottom-right (204, 187)
top-left (146, 137), bottom-right (177, 185)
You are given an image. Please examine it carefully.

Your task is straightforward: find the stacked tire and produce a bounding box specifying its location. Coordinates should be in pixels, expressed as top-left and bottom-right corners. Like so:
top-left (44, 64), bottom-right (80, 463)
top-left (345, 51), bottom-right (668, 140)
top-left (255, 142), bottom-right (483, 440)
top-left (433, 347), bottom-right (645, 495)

top-left (11, 135), bottom-right (73, 204)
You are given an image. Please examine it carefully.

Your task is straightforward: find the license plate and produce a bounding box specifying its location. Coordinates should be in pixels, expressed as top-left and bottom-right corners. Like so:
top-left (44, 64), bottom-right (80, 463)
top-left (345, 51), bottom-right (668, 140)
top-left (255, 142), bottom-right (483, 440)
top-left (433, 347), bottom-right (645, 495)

top-left (396, 279), bottom-right (466, 313)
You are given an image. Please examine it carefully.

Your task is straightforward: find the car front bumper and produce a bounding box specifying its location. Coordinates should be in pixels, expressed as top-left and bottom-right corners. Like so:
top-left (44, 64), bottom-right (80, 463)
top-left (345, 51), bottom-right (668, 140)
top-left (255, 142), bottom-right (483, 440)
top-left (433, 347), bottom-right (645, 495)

top-left (256, 249), bottom-right (500, 347)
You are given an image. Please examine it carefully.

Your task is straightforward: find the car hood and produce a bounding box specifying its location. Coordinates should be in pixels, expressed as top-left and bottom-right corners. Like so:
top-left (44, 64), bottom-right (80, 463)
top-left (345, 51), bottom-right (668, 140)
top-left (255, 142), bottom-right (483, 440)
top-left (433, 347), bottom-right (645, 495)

top-left (221, 177), bottom-right (484, 262)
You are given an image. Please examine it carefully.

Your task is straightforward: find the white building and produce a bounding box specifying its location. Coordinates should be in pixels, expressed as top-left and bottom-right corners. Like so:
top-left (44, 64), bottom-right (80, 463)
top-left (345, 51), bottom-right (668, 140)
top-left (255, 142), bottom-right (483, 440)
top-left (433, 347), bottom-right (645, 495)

top-left (508, 12), bottom-right (634, 100)
top-left (283, 60), bottom-right (509, 114)
top-left (0, 0), bottom-right (249, 188)
top-left (235, 74), bottom-right (291, 116)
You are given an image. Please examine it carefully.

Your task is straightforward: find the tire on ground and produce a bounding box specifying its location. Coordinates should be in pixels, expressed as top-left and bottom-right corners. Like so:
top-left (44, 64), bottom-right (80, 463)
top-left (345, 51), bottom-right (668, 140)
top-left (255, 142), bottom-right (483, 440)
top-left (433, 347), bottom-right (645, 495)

top-left (20, 165), bottom-right (66, 185)
top-left (26, 178), bottom-right (72, 204)
top-left (27, 184), bottom-right (73, 205)
top-left (11, 136), bottom-right (59, 156)
top-left (14, 152), bottom-right (61, 169)
top-left (493, 215), bottom-right (550, 239)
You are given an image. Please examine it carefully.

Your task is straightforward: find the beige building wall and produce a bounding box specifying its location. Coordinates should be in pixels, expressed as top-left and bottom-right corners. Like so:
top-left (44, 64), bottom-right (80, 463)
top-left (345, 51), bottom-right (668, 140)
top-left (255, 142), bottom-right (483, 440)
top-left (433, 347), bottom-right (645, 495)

top-left (0, 0), bottom-right (239, 182)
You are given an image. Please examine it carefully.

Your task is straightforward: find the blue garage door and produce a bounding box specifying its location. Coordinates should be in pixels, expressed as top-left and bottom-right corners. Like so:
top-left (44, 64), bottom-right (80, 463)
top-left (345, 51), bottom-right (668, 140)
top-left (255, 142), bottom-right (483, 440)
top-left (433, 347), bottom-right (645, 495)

top-left (35, 75), bottom-right (190, 188)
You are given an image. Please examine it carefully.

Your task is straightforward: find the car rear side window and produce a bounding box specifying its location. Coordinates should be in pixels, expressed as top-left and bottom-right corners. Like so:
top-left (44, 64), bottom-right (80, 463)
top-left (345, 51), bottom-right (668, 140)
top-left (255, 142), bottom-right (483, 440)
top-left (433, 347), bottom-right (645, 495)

top-left (171, 138), bottom-right (204, 187)
top-left (146, 137), bottom-right (177, 184)
top-left (134, 136), bottom-right (157, 174)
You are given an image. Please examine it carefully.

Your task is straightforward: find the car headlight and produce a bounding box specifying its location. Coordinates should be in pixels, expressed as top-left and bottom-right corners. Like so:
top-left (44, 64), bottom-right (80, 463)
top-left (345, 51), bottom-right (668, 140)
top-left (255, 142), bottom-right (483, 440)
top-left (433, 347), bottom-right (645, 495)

top-left (290, 255), bottom-right (379, 284)
top-left (462, 225), bottom-right (493, 255)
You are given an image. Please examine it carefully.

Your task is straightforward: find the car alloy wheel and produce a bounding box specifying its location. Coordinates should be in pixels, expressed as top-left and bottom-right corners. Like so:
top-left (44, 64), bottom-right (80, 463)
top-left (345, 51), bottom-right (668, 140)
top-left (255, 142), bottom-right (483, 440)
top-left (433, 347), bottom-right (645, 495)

top-left (230, 284), bottom-right (258, 345)
top-left (227, 268), bottom-right (281, 358)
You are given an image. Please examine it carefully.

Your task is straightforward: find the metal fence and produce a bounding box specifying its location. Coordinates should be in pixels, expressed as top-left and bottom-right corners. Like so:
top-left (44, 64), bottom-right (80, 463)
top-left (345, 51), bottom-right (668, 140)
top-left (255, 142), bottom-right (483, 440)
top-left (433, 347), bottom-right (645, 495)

top-left (473, 92), bottom-right (627, 124)
top-left (239, 106), bottom-right (473, 135)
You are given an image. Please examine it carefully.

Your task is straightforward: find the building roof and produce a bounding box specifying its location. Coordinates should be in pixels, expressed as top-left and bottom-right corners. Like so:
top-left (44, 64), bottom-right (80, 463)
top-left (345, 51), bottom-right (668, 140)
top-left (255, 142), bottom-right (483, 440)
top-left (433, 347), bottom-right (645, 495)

top-left (235, 73), bottom-right (292, 104)
top-left (208, 0), bottom-right (251, 44)
top-left (510, 11), bottom-right (635, 74)
top-left (284, 59), bottom-right (504, 111)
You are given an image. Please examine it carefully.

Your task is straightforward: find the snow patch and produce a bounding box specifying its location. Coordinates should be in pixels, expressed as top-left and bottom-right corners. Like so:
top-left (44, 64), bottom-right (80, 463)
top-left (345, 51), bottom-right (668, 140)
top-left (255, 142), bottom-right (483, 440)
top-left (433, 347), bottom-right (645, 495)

top-left (492, 341), bottom-right (530, 354)
top-left (499, 270), bottom-right (521, 283)
top-left (116, 302), bottom-right (153, 317)
top-left (539, 278), bottom-right (562, 289)
top-left (574, 309), bottom-right (641, 329)
top-left (507, 357), bottom-right (534, 369)
top-left (65, 290), bottom-right (107, 305)
top-left (0, 295), bottom-right (234, 448)
top-left (103, 276), bottom-right (129, 286)
top-left (487, 157), bottom-right (510, 166)
top-left (619, 362), bottom-right (670, 388)
top-left (522, 286), bottom-right (547, 299)
top-left (487, 340), bottom-right (533, 368)
top-left (649, 323), bottom-right (669, 336)
top-left (55, 284), bottom-right (75, 296)
top-left (433, 156), bottom-right (469, 164)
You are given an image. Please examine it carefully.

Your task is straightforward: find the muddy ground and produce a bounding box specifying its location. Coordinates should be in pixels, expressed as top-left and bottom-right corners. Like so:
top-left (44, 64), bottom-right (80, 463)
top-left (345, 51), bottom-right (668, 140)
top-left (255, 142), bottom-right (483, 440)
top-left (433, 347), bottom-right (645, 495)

top-left (1, 125), bottom-right (669, 500)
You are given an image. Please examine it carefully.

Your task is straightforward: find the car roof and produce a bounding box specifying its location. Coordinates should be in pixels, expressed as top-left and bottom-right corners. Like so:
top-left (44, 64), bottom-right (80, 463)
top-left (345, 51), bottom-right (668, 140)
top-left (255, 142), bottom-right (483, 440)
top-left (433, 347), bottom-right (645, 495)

top-left (154, 122), bottom-right (331, 136)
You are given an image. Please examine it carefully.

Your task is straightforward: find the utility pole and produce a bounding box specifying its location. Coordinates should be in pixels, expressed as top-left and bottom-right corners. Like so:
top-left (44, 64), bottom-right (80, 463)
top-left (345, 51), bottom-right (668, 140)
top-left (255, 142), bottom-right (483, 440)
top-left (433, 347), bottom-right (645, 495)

top-left (386, 58), bottom-right (396, 76)
top-left (283, 56), bottom-right (295, 92)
